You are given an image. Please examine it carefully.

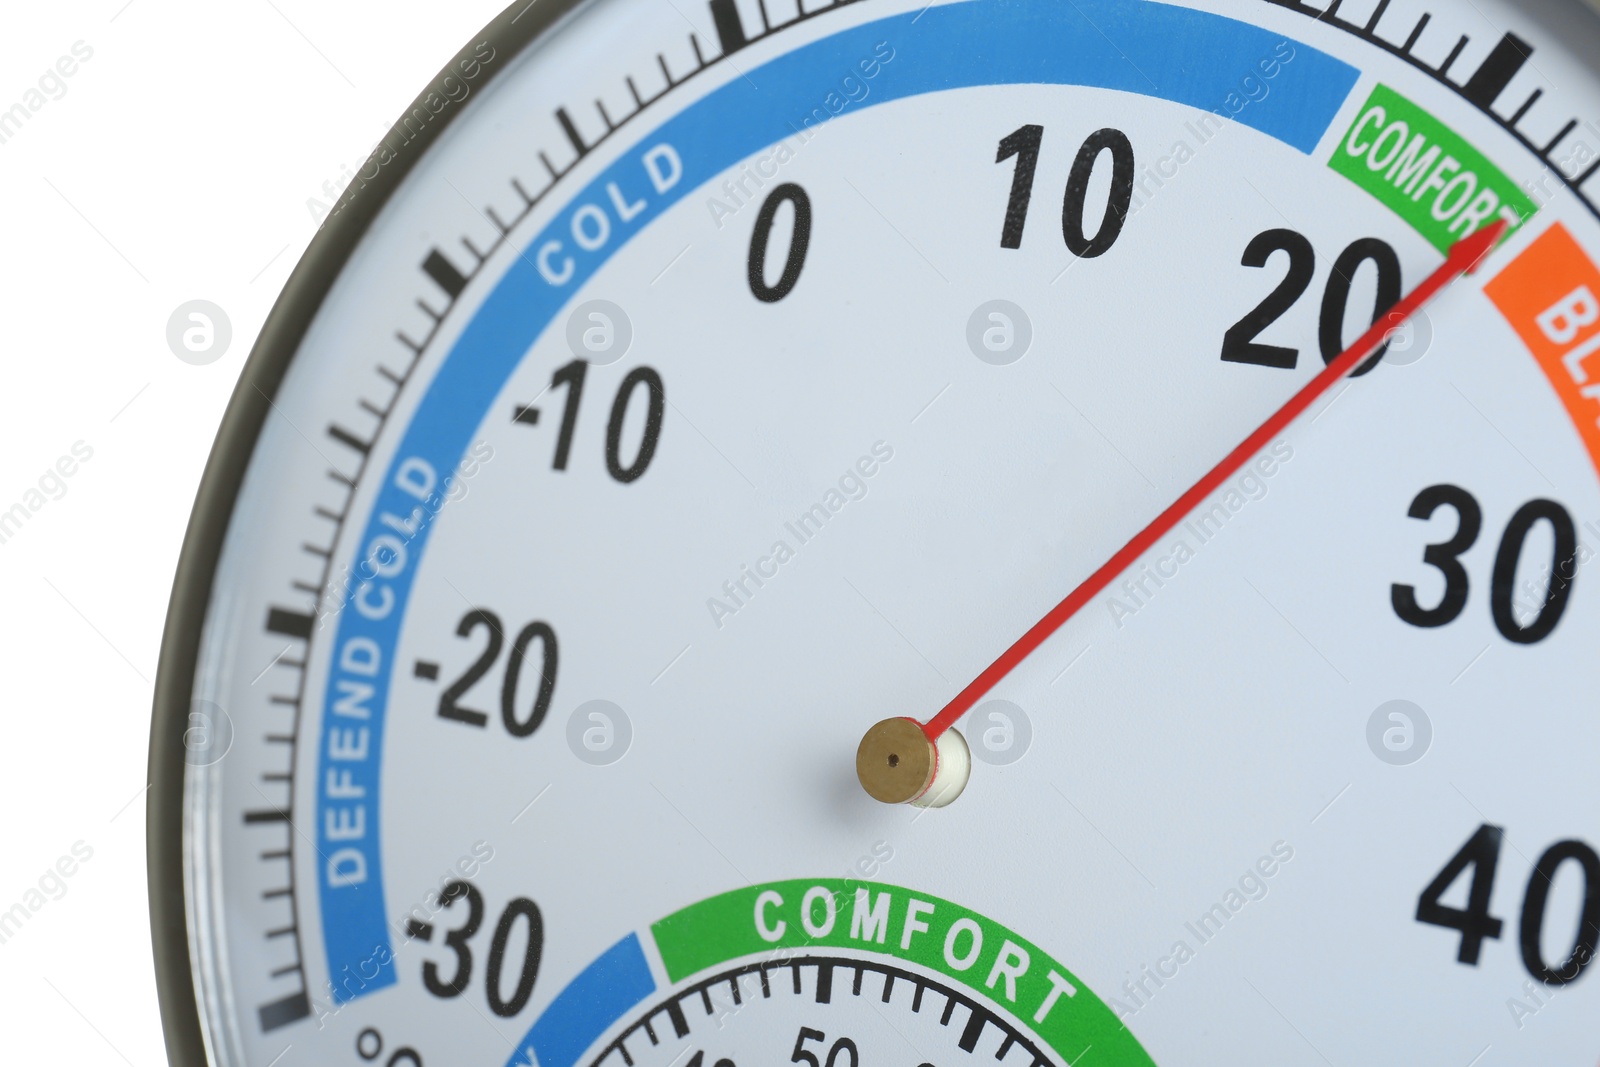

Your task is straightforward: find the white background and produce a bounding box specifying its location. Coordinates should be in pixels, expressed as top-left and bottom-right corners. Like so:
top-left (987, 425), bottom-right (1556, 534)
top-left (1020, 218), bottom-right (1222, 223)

top-left (0, 2), bottom-right (503, 1062)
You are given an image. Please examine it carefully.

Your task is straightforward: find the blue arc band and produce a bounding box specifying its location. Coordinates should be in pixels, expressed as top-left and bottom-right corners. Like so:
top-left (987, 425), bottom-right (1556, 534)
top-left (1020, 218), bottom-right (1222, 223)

top-left (503, 934), bottom-right (655, 1067)
top-left (314, 0), bottom-right (1359, 1002)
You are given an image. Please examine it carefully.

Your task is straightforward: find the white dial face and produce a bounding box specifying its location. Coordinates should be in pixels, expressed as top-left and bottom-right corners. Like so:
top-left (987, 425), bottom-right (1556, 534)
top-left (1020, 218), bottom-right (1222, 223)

top-left (164, 0), bottom-right (1600, 1064)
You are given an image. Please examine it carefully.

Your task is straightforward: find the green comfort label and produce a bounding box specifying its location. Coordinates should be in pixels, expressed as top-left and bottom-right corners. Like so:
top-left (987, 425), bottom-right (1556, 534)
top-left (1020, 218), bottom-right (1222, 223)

top-left (651, 879), bottom-right (1155, 1067)
top-left (1329, 83), bottom-right (1537, 252)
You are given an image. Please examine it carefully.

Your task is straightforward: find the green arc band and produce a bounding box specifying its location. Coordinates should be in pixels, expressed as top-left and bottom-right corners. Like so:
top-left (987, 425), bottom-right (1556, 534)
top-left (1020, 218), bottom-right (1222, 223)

top-left (651, 879), bottom-right (1155, 1067)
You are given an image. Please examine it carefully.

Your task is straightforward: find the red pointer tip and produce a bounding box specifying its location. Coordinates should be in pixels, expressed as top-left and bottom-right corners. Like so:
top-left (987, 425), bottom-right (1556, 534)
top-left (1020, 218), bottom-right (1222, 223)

top-left (1454, 217), bottom-right (1511, 275)
top-left (919, 220), bottom-right (1511, 741)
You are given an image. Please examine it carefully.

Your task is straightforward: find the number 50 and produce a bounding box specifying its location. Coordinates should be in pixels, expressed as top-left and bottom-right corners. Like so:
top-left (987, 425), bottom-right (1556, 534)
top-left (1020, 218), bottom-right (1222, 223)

top-left (792, 1028), bottom-right (858, 1067)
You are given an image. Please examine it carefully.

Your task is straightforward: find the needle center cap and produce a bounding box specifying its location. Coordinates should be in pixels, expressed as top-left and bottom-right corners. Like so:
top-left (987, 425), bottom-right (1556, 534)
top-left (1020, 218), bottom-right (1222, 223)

top-left (856, 718), bottom-right (937, 804)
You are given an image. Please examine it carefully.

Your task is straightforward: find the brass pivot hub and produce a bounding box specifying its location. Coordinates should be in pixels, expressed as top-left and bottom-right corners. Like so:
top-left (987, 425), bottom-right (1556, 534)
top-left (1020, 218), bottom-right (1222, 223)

top-left (855, 717), bottom-right (937, 804)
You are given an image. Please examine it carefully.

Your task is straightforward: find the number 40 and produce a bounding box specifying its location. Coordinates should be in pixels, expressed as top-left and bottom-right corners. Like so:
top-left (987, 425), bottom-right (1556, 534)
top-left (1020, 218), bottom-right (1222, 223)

top-left (1417, 823), bottom-right (1600, 985)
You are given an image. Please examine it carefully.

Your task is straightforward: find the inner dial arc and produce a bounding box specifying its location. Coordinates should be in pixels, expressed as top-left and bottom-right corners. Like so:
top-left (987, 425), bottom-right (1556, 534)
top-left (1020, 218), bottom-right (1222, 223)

top-left (591, 958), bottom-right (1059, 1067)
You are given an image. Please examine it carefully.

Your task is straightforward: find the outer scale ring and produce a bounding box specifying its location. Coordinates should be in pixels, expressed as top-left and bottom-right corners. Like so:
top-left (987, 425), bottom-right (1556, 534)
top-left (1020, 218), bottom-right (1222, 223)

top-left (146, 4), bottom-right (585, 1063)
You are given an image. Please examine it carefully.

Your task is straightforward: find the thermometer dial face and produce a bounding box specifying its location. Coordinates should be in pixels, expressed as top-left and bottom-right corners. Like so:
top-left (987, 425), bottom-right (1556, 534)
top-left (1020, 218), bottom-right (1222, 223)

top-left (152, 0), bottom-right (1600, 1064)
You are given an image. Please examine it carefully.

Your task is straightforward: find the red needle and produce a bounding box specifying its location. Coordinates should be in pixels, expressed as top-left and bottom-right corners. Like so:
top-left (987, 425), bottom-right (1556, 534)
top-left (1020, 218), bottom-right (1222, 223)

top-left (920, 220), bottom-right (1509, 741)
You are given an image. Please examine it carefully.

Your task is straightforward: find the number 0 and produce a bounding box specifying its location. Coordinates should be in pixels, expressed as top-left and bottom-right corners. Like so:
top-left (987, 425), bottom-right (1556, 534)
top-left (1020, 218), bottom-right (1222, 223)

top-left (1491, 499), bottom-right (1578, 644)
top-left (486, 897), bottom-right (544, 1016)
top-left (605, 367), bottom-right (665, 483)
top-left (501, 623), bottom-right (557, 738)
top-left (1520, 840), bottom-right (1600, 986)
top-left (749, 183), bottom-right (812, 302)
top-left (1062, 128), bottom-right (1134, 258)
